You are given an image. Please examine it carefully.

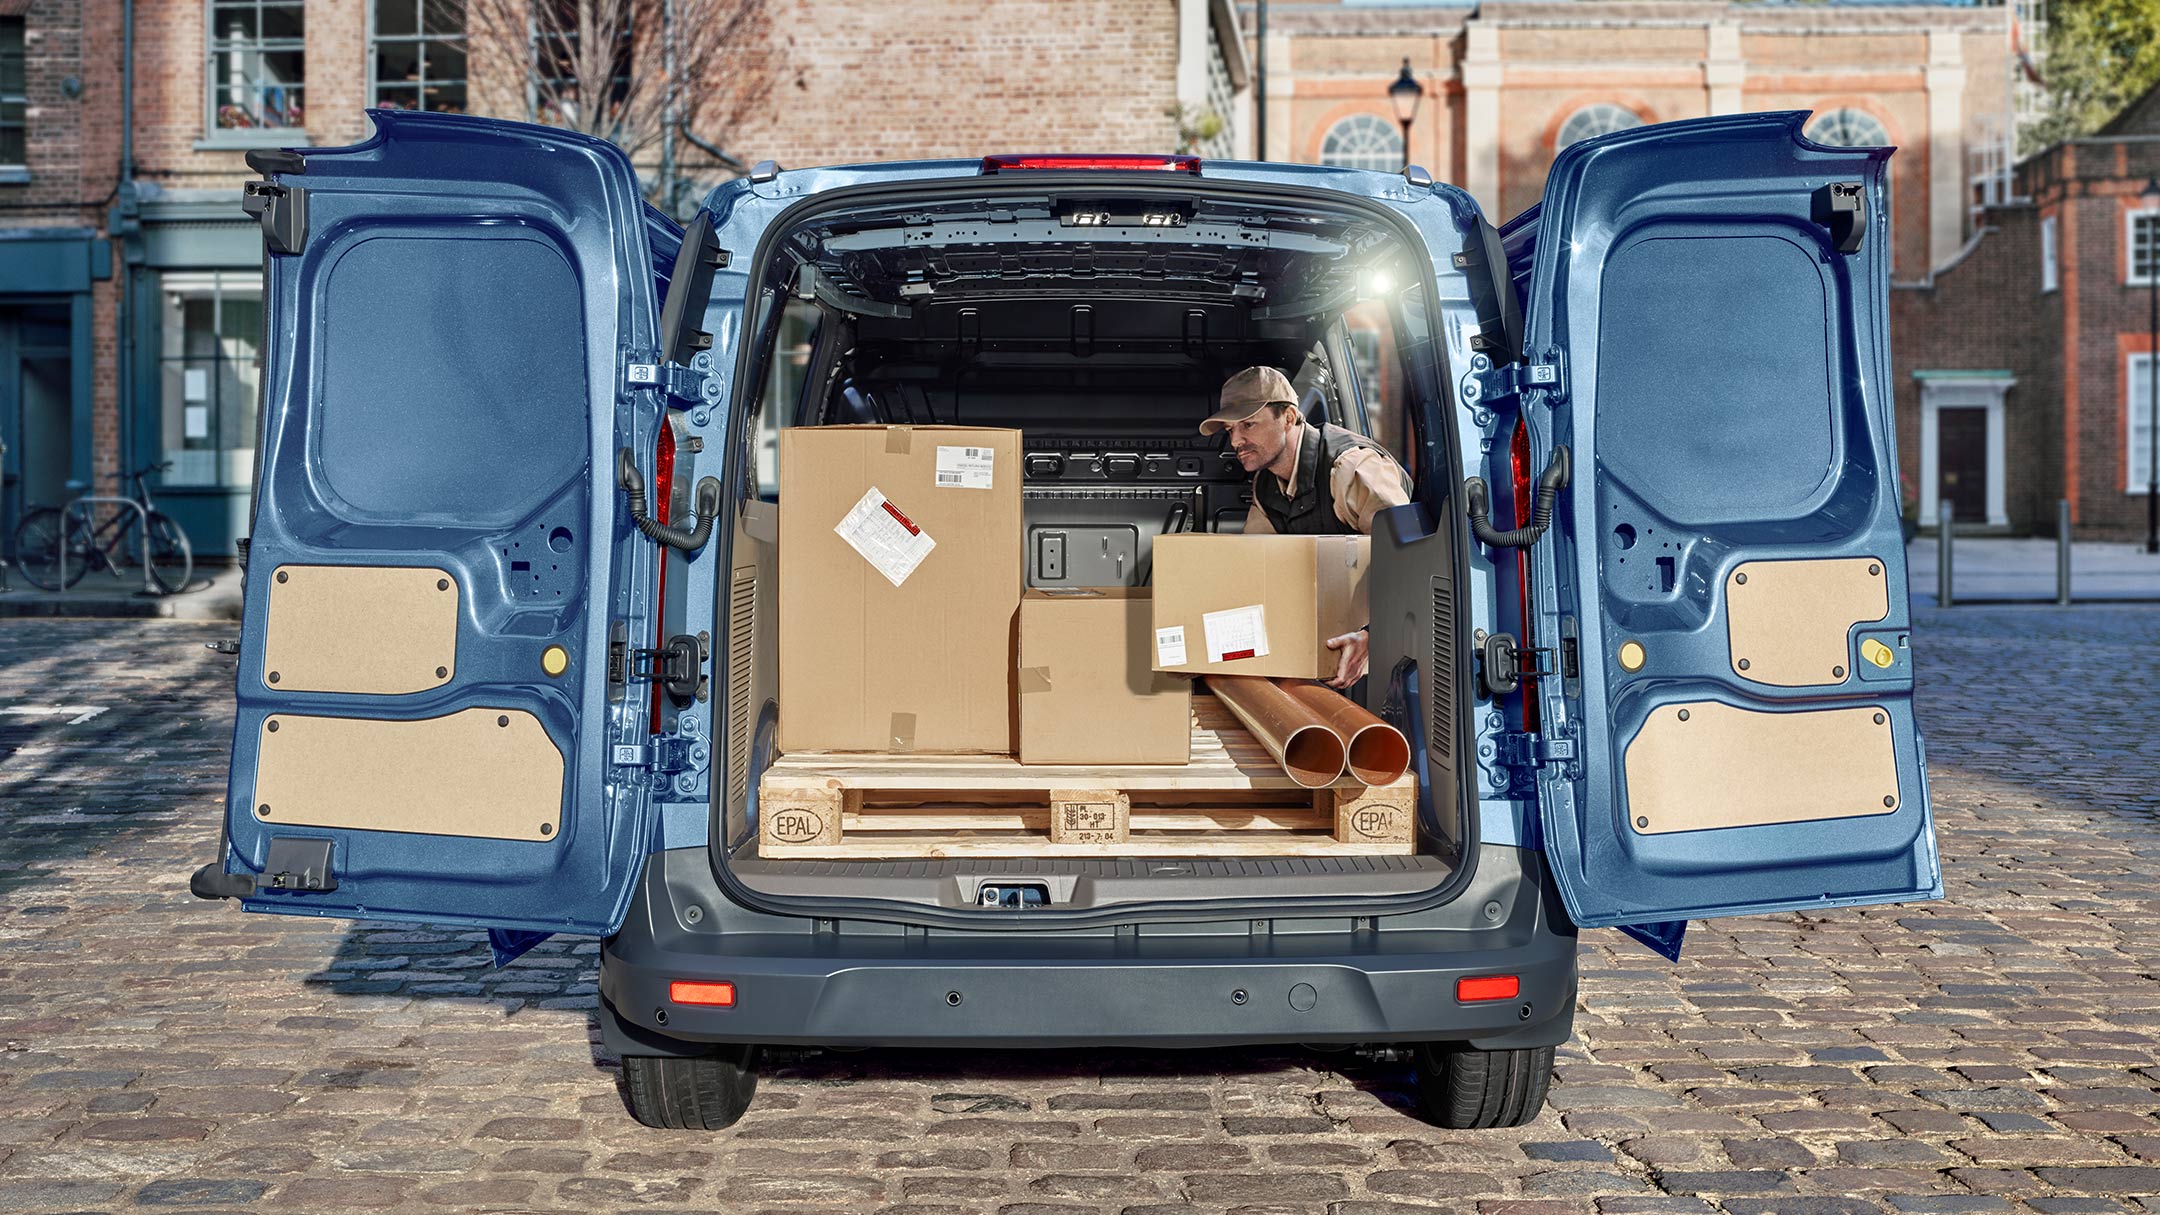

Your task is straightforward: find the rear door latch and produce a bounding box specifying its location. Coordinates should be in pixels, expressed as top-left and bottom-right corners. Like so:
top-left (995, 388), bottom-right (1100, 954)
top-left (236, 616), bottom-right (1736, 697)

top-left (1478, 632), bottom-right (1560, 698)
top-left (610, 633), bottom-right (706, 706)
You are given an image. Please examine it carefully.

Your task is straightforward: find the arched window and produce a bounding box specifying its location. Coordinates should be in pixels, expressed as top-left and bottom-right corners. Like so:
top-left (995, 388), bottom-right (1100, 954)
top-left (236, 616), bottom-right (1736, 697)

top-left (1805, 108), bottom-right (1890, 148)
top-left (1319, 113), bottom-right (1404, 173)
top-left (1806, 109), bottom-right (1893, 232)
top-left (1556, 103), bottom-right (1642, 151)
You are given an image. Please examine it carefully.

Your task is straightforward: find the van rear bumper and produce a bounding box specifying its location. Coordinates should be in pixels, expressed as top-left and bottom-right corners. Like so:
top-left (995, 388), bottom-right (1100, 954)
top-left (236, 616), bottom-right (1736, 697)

top-left (597, 848), bottom-right (1578, 1054)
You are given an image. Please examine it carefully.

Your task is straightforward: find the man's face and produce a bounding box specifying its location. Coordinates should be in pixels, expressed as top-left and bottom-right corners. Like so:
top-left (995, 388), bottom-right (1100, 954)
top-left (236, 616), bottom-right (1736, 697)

top-left (1225, 406), bottom-right (1296, 473)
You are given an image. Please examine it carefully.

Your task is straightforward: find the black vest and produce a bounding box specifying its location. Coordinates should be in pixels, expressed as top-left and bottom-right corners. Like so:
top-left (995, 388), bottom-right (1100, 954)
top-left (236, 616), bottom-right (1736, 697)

top-left (1253, 423), bottom-right (1407, 535)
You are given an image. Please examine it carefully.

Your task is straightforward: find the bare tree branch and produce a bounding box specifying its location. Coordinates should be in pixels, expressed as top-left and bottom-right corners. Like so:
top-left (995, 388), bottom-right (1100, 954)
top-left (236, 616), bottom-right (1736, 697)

top-left (459, 0), bottom-right (778, 183)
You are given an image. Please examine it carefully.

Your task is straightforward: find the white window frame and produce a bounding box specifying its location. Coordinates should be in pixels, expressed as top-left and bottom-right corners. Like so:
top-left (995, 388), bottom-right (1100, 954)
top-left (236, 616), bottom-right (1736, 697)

top-left (1318, 113), bottom-right (1403, 173)
top-left (1916, 372), bottom-right (2012, 527)
top-left (368, 0), bottom-right (469, 115)
top-left (2129, 352), bottom-right (2158, 494)
top-left (2040, 213), bottom-right (2058, 294)
top-left (1556, 103), bottom-right (1643, 152)
top-left (2127, 208), bottom-right (2160, 287)
top-left (159, 270), bottom-right (264, 490)
top-left (200, 0), bottom-right (308, 147)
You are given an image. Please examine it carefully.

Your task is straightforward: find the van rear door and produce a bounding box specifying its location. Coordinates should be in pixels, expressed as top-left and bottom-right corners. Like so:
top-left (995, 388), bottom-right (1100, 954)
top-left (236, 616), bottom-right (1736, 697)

top-left (1513, 112), bottom-right (1939, 945)
top-left (200, 111), bottom-right (678, 940)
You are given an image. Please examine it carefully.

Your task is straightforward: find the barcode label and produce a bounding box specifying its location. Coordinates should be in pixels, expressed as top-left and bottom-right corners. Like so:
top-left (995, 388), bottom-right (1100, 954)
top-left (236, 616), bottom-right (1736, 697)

top-left (935, 445), bottom-right (996, 489)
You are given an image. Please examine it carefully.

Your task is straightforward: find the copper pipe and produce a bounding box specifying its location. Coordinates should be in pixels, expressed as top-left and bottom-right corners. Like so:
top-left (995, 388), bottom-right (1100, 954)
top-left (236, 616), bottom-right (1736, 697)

top-left (1282, 681), bottom-right (1413, 786)
top-left (1203, 674), bottom-right (1347, 789)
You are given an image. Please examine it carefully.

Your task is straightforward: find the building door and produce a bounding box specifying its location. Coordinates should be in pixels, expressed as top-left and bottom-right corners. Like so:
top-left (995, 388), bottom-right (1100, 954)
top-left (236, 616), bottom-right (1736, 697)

top-left (0, 303), bottom-right (74, 555)
top-left (1937, 406), bottom-right (1989, 523)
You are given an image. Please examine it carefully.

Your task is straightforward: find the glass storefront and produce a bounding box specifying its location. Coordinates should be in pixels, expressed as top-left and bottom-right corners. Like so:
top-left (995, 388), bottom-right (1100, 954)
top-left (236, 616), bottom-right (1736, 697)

top-left (158, 270), bottom-right (261, 490)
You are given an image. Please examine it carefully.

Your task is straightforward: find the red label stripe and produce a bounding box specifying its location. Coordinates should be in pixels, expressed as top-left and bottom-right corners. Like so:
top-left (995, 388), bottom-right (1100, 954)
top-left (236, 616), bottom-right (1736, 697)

top-left (1220, 648), bottom-right (1256, 662)
top-left (880, 499), bottom-right (920, 535)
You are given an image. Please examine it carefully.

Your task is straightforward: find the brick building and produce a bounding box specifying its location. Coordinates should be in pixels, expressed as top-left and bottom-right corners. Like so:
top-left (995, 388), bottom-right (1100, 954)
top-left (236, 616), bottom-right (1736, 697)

top-left (1246, 0), bottom-right (2017, 298)
top-left (1892, 85), bottom-right (2160, 540)
top-left (0, 0), bottom-right (1248, 561)
top-left (0, 0), bottom-right (2046, 561)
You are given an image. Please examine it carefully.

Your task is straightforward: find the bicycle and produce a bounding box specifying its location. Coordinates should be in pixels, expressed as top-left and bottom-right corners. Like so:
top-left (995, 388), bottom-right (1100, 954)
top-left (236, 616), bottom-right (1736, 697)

top-left (14, 462), bottom-right (195, 594)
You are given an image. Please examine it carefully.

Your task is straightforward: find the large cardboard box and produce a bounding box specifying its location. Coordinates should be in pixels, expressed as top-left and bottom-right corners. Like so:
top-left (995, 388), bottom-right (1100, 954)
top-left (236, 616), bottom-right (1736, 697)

top-left (1150, 534), bottom-right (1370, 680)
top-left (1019, 588), bottom-right (1192, 765)
top-left (779, 425), bottom-right (1022, 753)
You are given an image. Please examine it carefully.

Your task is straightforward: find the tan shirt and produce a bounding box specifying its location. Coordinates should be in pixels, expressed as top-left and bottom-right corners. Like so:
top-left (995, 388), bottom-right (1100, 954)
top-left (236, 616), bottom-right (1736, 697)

top-left (1242, 426), bottom-right (1413, 535)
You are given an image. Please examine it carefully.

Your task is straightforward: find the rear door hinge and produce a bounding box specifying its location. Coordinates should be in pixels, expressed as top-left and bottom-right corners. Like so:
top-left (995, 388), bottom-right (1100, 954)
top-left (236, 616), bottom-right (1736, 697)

top-left (1462, 352), bottom-right (1562, 408)
top-left (1496, 730), bottom-right (1575, 771)
top-left (625, 352), bottom-right (719, 407)
top-left (610, 736), bottom-right (694, 773)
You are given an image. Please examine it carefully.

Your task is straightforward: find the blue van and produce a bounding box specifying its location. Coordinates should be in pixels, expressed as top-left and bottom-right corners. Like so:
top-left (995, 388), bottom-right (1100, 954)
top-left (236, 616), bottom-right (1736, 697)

top-left (195, 108), bottom-right (1938, 1131)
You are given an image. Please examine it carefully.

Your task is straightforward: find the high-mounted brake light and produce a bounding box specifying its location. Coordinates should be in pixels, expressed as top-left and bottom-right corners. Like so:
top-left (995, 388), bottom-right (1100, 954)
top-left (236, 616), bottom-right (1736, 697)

top-left (1457, 974), bottom-right (1520, 1003)
top-left (669, 980), bottom-right (736, 1007)
top-left (981, 153), bottom-right (1200, 174)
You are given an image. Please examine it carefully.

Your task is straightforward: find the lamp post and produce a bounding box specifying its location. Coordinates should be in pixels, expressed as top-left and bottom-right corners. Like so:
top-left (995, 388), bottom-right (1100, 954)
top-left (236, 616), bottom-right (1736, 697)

top-left (1388, 58), bottom-right (1424, 170)
top-left (2146, 176), bottom-right (2160, 554)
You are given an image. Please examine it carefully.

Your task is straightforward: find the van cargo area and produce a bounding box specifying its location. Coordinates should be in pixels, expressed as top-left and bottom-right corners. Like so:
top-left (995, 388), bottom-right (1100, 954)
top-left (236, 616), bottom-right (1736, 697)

top-left (702, 180), bottom-right (1473, 914)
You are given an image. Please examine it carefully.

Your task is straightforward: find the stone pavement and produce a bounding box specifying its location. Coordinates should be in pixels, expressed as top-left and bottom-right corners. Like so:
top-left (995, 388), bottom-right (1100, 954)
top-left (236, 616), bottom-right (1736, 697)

top-left (0, 607), bottom-right (2157, 1215)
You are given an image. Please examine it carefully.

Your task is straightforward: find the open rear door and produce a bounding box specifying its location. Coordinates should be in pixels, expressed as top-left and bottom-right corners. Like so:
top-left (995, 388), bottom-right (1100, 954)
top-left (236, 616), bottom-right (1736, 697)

top-left (1520, 113), bottom-right (1939, 944)
top-left (206, 111), bottom-right (677, 938)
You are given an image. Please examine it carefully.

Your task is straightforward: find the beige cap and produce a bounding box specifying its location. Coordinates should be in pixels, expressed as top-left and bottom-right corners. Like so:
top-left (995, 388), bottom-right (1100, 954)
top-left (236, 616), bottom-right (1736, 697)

top-left (1199, 366), bottom-right (1298, 435)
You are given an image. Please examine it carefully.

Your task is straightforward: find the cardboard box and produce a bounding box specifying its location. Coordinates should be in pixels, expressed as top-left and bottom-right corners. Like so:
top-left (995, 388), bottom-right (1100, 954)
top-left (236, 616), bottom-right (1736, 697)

top-left (1150, 534), bottom-right (1370, 680)
top-left (1019, 589), bottom-right (1192, 765)
top-left (779, 425), bottom-right (1022, 753)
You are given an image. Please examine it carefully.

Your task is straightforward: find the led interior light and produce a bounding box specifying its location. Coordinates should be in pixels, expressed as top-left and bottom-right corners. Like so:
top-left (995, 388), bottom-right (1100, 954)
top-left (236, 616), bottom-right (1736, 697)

top-left (1141, 212), bottom-right (1185, 227)
top-left (1364, 269), bottom-right (1394, 296)
top-left (1064, 211), bottom-right (1110, 227)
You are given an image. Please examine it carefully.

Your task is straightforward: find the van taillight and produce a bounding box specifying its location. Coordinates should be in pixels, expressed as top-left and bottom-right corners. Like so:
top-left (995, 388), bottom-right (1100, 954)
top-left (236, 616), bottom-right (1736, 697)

top-left (980, 153), bottom-right (1200, 174)
top-left (1510, 423), bottom-right (1539, 731)
top-left (652, 424), bottom-right (677, 527)
top-left (650, 425), bottom-right (677, 732)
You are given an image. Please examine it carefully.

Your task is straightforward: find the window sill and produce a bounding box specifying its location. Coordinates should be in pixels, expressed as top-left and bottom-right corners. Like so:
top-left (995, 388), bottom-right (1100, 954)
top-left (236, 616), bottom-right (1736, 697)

top-left (0, 166), bottom-right (30, 185)
top-left (194, 133), bottom-right (313, 152)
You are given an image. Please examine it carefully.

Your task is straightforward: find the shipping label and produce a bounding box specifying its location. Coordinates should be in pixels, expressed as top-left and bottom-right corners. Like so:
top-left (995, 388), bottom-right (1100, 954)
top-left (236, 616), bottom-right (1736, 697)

top-left (934, 445), bottom-right (997, 489)
top-left (1202, 605), bottom-right (1270, 664)
top-left (834, 486), bottom-right (937, 587)
top-left (1154, 625), bottom-right (1188, 666)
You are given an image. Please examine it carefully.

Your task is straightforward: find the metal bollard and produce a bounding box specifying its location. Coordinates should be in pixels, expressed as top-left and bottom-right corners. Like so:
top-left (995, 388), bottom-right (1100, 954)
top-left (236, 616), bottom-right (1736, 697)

top-left (2057, 499), bottom-right (2073, 607)
top-left (1937, 500), bottom-right (1954, 608)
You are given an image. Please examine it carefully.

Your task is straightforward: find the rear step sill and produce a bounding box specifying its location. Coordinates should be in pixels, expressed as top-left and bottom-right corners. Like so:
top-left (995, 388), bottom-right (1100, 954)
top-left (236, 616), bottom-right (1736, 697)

top-left (729, 853), bottom-right (1455, 912)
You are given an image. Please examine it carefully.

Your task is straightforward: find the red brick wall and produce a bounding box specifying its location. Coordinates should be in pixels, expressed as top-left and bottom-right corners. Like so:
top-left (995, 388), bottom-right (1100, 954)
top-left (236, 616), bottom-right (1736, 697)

top-left (723, 0), bottom-right (1183, 166)
top-left (1894, 136), bottom-right (2160, 540)
top-left (1891, 203), bottom-right (2058, 534)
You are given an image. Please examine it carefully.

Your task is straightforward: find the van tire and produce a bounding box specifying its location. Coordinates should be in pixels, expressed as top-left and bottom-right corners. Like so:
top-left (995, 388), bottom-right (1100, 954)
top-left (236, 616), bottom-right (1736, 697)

top-left (622, 1047), bottom-right (760, 1130)
top-left (1411, 1043), bottom-right (1553, 1128)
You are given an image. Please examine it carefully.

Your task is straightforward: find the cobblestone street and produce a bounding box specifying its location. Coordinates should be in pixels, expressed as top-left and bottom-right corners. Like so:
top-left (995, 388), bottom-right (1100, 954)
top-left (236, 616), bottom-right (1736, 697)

top-left (1, 606), bottom-right (2157, 1214)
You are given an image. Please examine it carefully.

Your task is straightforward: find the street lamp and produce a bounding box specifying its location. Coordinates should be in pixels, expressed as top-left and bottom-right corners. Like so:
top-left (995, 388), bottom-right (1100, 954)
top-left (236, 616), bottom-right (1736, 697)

top-left (2146, 176), bottom-right (2160, 554)
top-left (1388, 58), bottom-right (1424, 170)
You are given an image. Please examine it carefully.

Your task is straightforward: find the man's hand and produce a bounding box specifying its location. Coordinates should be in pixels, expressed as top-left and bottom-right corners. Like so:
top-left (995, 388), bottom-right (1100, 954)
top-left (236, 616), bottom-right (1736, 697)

top-left (1324, 629), bottom-right (1370, 689)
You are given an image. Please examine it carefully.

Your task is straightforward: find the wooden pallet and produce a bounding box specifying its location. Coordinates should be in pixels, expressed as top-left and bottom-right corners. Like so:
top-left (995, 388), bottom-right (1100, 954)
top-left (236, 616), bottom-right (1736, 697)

top-left (756, 694), bottom-right (1417, 859)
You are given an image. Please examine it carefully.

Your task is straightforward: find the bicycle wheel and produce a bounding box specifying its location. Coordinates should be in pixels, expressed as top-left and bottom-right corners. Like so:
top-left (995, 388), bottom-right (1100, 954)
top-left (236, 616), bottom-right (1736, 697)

top-left (145, 511), bottom-right (194, 595)
top-left (13, 508), bottom-right (90, 591)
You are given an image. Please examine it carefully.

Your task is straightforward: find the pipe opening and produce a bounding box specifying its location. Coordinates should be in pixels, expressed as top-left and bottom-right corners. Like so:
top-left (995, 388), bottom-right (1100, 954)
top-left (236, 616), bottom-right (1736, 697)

top-left (1282, 726), bottom-right (1349, 789)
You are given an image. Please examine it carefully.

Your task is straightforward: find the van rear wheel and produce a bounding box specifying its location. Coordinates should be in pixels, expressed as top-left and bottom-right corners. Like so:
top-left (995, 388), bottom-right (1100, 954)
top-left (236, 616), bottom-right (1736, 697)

top-left (1411, 1043), bottom-right (1553, 1128)
top-left (621, 1047), bottom-right (759, 1130)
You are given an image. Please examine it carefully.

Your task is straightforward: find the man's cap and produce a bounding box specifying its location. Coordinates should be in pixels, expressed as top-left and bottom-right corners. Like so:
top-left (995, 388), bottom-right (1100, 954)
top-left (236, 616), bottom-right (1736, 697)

top-left (1200, 366), bottom-right (1298, 435)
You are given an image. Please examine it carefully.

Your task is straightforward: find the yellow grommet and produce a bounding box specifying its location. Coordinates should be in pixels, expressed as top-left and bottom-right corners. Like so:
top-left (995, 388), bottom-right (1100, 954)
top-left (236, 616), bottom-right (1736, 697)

top-left (1861, 638), bottom-right (1895, 669)
top-left (1618, 640), bottom-right (1646, 672)
top-left (541, 645), bottom-right (570, 677)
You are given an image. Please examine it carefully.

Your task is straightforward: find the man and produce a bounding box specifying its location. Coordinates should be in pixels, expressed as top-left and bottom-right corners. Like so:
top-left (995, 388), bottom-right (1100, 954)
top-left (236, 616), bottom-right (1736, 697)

top-left (1198, 364), bottom-right (1413, 689)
